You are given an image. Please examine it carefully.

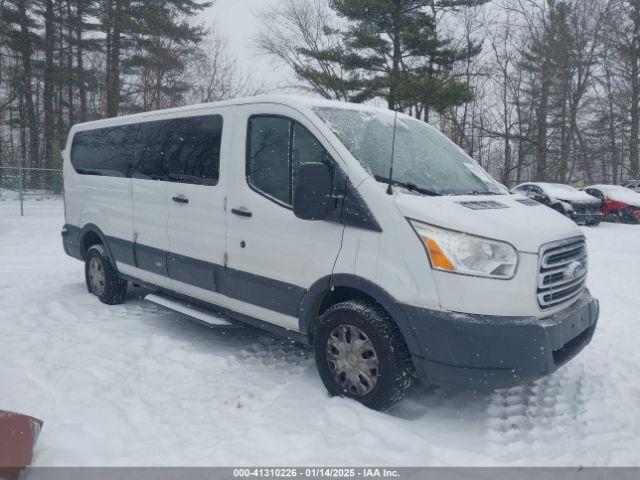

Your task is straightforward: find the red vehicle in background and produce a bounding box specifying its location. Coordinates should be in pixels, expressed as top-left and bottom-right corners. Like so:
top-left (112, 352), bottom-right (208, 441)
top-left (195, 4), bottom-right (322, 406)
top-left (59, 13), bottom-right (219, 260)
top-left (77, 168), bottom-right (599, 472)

top-left (584, 185), bottom-right (640, 224)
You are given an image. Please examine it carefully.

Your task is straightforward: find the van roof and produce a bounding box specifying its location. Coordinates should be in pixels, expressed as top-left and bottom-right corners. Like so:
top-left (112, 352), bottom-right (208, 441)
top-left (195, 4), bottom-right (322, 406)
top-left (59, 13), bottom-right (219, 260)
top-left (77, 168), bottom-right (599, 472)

top-left (71, 95), bottom-right (391, 129)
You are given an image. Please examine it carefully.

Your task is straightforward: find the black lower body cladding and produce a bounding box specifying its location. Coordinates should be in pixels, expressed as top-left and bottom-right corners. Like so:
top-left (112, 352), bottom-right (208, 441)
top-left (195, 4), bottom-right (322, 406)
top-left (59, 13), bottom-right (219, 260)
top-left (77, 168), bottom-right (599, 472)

top-left (61, 224), bottom-right (83, 260)
top-left (401, 290), bottom-right (598, 389)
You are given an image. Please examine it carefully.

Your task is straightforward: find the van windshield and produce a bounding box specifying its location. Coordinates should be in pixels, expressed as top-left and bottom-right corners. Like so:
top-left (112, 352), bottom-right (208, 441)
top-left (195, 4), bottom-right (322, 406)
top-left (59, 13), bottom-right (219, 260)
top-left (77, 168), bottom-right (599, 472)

top-left (313, 106), bottom-right (506, 196)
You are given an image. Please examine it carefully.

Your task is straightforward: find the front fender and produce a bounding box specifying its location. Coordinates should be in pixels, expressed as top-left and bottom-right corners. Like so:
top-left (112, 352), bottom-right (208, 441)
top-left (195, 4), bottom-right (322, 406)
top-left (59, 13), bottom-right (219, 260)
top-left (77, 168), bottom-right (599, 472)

top-left (298, 273), bottom-right (422, 356)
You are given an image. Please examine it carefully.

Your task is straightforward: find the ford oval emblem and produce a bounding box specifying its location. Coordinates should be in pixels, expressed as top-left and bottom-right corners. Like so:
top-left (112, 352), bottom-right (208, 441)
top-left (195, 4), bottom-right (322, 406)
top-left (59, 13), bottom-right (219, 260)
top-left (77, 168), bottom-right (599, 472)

top-left (566, 260), bottom-right (585, 279)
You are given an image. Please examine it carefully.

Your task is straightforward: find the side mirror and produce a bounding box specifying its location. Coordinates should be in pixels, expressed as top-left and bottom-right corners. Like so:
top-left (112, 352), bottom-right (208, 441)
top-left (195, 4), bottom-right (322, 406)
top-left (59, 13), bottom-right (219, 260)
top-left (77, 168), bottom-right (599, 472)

top-left (293, 162), bottom-right (332, 220)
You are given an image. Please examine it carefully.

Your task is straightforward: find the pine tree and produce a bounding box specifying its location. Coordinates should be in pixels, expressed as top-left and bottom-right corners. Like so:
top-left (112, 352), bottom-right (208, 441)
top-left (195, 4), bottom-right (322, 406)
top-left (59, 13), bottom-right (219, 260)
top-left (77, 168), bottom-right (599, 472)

top-left (520, 0), bottom-right (574, 181)
top-left (296, 0), bottom-right (484, 114)
top-left (101, 0), bottom-right (210, 117)
top-left (2, 0), bottom-right (41, 168)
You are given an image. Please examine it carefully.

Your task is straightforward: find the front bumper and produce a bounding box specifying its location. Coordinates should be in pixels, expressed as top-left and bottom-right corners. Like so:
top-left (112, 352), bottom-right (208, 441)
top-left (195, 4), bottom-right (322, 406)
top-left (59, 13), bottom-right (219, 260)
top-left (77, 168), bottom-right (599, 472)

top-left (400, 289), bottom-right (599, 389)
top-left (571, 211), bottom-right (602, 225)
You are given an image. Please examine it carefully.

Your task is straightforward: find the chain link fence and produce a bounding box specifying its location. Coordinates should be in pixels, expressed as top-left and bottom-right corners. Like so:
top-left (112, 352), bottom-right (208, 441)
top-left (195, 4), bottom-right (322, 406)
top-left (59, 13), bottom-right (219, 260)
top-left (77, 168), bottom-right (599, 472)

top-left (0, 166), bottom-right (64, 217)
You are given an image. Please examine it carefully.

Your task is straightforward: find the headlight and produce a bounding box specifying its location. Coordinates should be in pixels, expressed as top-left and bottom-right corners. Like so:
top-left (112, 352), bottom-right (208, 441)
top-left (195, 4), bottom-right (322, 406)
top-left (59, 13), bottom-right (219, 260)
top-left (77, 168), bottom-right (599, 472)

top-left (409, 220), bottom-right (518, 279)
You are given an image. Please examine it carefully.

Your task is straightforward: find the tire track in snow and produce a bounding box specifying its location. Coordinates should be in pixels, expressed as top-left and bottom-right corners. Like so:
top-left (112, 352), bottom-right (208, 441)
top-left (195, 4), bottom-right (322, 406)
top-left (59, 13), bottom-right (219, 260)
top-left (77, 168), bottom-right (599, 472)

top-left (485, 355), bottom-right (640, 464)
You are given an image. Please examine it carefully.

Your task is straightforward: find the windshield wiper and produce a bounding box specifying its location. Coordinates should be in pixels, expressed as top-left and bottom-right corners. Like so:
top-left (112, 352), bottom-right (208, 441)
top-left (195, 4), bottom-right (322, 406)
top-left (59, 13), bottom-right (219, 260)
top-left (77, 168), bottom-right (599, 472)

top-left (374, 176), bottom-right (441, 197)
top-left (461, 190), bottom-right (503, 196)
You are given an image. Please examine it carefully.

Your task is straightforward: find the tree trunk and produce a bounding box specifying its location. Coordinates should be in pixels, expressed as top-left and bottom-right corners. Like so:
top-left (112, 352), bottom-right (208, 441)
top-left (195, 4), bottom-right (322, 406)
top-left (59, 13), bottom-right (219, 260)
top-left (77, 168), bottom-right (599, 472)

top-left (17, 0), bottom-right (40, 169)
top-left (76, 0), bottom-right (87, 121)
top-left (629, 0), bottom-right (640, 178)
top-left (535, 69), bottom-right (551, 181)
top-left (66, 0), bottom-right (75, 126)
top-left (106, 0), bottom-right (122, 117)
top-left (43, 0), bottom-right (55, 169)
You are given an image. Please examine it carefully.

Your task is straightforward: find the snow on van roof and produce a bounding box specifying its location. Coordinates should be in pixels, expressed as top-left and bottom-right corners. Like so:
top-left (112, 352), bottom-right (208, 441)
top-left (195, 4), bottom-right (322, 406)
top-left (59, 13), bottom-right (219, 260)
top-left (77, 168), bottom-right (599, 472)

top-left (70, 95), bottom-right (391, 130)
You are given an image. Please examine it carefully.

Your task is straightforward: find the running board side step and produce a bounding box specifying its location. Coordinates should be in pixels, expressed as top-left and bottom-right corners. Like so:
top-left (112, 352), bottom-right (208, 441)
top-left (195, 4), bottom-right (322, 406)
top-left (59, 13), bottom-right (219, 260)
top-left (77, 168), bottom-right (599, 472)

top-left (144, 293), bottom-right (232, 326)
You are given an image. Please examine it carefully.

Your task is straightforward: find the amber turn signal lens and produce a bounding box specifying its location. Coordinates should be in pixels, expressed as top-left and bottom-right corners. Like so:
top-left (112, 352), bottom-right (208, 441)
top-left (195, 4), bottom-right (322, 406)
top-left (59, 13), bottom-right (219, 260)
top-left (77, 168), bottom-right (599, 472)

top-left (422, 236), bottom-right (455, 271)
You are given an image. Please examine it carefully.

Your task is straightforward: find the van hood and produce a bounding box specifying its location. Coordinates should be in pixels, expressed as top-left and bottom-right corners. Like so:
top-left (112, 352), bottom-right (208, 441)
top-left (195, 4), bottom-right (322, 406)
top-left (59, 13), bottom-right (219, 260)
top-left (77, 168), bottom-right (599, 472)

top-left (394, 192), bottom-right (582, 253)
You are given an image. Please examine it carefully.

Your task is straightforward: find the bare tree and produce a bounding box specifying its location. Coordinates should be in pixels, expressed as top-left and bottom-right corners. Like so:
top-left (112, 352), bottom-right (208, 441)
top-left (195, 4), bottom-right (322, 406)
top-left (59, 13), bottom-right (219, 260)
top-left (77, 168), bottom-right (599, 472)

top-left (255, 0), bottom-right (352, 99)
top-left (187, 29), bottom-right (264, 104)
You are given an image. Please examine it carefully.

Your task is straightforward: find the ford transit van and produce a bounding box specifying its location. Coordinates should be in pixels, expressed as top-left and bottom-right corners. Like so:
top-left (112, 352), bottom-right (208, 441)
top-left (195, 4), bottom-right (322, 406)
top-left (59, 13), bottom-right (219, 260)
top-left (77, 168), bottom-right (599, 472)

top-left (62, 96), bottom-right (599, 410)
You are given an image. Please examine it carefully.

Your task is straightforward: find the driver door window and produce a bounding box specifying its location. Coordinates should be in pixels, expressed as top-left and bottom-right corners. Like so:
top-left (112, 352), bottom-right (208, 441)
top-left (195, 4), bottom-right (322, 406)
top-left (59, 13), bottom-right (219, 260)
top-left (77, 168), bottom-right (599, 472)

top-left (247, 116), bottom-right (334, 207)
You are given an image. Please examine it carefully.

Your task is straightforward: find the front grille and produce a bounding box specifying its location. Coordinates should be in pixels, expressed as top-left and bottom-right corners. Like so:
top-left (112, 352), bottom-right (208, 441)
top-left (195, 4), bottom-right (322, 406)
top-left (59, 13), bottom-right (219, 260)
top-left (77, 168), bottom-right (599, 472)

top-left (537, 237), bottom-right (588, 310)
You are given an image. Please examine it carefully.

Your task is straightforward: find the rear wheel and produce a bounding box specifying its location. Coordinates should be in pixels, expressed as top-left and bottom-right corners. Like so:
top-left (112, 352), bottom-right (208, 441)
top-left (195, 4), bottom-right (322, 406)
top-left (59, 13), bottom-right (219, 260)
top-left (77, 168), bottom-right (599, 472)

top-left (314, 300), bottom-right (416, 411)
top-left (85, 245), bottom-right (127, 305)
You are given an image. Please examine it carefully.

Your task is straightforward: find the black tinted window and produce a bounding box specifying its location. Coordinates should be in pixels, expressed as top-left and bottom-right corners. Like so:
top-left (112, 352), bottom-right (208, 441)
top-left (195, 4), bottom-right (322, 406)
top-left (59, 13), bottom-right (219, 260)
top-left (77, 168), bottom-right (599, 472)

top-left (167, 116), bottom-right (222, 185)
top-left (71, 125), bottom-right (137, 177)
top-left (247, 116), bottom-right (292, 204)
top-left (247, 116), bottom-right (334, 207)
top-left (134, 115), bottom-right (223, 184)
top-left (134, 121), bottom-right (172, 179)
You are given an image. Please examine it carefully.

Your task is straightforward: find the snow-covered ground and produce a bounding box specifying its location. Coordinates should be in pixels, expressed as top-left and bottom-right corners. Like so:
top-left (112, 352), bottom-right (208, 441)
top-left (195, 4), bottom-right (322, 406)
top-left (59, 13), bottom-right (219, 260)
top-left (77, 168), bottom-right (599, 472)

top-left (1, 200), bottom-right (639, 466)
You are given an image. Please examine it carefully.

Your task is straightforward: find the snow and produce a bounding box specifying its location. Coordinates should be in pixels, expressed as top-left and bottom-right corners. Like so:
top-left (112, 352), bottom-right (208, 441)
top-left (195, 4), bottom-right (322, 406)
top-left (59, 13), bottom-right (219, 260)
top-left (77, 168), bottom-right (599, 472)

top-left (586, 184), bottom-right (640, 208)
top-left (537, 183), bottom-right (597, 202)
top-left (1, 201), bottom-right (640, 466)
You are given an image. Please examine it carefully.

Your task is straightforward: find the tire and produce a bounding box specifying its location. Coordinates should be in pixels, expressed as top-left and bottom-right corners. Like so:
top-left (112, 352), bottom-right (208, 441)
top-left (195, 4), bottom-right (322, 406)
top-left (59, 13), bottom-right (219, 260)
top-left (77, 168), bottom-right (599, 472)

top-left (605, 210), bottom-right (621, 223)
top-left (314, 300), bottom-right (416, 411)
top-left (621, 211), bottom-right (638, 224)
top-left (85, 244), bottom-right (128, 305)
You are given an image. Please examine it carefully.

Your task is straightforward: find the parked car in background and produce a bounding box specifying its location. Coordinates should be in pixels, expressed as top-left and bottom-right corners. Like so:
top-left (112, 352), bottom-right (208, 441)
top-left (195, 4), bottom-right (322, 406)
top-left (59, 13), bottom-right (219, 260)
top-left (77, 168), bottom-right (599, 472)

top-left (622, 180), bottom-right (640, 193)
top-left (584, 184), bottom-right (640, 224)
top-left (512, 182), bottom-right (602, 226)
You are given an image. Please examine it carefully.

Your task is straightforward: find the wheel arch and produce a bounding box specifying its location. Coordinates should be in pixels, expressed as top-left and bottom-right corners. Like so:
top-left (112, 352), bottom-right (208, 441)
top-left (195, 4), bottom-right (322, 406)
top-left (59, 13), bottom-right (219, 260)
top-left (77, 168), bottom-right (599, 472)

top-left (78, 224), bottom-right (117, 269)
top-left (298, 273), bottom-right (421, 355)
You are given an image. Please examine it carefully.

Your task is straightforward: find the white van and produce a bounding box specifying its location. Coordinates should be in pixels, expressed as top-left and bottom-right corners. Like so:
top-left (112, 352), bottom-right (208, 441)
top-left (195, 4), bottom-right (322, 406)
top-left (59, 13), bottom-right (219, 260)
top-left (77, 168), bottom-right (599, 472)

top-left (62, 96), bottom-right (599, 410)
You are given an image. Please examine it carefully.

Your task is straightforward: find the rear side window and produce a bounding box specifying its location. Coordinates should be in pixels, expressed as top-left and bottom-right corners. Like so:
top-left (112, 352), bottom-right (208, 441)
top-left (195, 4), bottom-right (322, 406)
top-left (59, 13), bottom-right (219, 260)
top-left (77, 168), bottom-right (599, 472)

top-left (247, 116), bottom-right (334, 206)
top-left (166, 116), bottom-right (223, 185)
top-left (135, 121), bottom-right (172, 179)
top-left (134, 114), bottom-right (223, 185)
top-left (71, 125), bottom-right (137, 177)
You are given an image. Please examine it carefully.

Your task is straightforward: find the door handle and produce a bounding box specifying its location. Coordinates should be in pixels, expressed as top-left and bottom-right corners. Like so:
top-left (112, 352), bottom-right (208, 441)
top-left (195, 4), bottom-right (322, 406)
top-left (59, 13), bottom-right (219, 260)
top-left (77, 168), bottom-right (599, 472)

top-left (172, 195), bottom-right (189, 204)
top-left (231, 207), bottom-right (252, 218)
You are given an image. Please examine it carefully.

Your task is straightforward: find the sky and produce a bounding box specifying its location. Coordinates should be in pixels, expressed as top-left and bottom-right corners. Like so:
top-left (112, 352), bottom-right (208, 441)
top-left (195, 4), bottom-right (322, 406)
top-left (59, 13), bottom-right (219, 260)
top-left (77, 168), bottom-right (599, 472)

top-left (198, 0), bottom-right (295, 93)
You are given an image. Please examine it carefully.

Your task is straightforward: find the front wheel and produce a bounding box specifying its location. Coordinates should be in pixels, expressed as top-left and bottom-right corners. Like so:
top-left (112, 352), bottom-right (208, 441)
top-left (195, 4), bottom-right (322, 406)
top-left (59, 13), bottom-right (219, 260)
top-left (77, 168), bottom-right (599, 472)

top-left (314, 300), bottom-right (416, 411)
top-left (605, 210), bottom-right (622, 223)
top-left (85, 245), bottom-right (128, 305)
